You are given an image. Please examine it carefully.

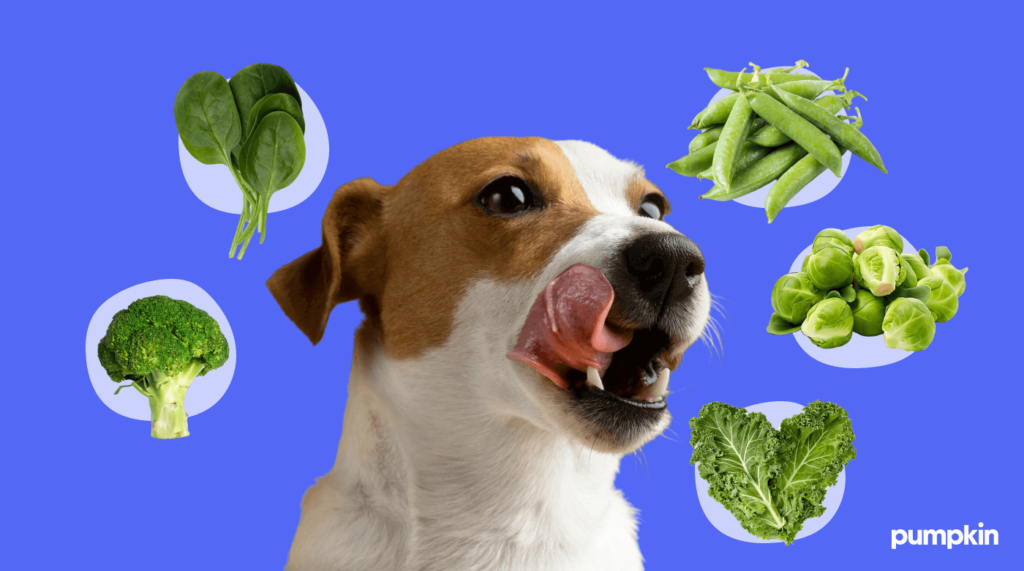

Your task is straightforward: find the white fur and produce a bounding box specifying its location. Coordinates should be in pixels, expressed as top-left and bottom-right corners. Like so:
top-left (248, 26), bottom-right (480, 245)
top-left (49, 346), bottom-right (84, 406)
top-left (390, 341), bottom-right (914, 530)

top-left (286, 142), bottom-right (711, 570)
top-left (555, 140), bottom-right (642, 216)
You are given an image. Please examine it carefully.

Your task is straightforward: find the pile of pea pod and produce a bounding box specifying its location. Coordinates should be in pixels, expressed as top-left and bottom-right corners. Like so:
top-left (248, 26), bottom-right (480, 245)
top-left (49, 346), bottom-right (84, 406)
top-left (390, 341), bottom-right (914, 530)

top-left (667, 61), bottom-right (887, 222)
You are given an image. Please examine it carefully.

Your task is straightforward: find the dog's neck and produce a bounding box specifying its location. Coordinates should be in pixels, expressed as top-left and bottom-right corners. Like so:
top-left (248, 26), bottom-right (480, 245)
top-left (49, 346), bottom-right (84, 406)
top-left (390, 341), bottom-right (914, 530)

top-left (313, 336), bottom-right (641, 570)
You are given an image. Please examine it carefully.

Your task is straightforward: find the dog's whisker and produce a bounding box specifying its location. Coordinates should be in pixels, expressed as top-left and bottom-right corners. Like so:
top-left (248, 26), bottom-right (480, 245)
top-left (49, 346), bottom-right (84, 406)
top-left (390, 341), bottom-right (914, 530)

top-left (633, 447), bottom-right (652, 480)
top-left (659, 429), bottom-right (682, 444)
top-left (698, 295), bottom-right (728, 360)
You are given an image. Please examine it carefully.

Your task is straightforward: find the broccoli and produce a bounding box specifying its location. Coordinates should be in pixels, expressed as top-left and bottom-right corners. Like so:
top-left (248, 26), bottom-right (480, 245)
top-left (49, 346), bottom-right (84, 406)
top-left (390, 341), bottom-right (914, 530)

top-left (97, 295), bottom-right (229, 439)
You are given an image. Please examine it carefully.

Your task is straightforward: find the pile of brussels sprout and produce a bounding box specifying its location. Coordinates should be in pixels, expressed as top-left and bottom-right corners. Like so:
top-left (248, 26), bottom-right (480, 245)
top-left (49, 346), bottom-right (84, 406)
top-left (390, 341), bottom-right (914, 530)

top-left (768, 225), bottom-right (968, 352)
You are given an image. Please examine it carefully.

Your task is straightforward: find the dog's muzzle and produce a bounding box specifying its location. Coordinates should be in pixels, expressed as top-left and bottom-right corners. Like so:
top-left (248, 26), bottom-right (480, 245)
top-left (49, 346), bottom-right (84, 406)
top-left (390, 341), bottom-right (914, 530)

top-left (507, 231), bottom-right (706, 411)
top-left (610, 232), bottom-right (706, 326)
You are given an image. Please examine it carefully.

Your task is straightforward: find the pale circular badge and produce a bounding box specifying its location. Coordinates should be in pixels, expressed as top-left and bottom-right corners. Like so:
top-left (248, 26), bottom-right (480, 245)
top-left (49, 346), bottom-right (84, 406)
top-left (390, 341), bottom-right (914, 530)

top-left (85, 280), bottom-right (236, 421)
top-left (694, 401), bottom-right (848, 544)
top-left (704, 67), bottom-right (851, 208)
top-left (789, 227), bottom-right (917, 368)
top-left (178, 82), bottom-right (329, 214)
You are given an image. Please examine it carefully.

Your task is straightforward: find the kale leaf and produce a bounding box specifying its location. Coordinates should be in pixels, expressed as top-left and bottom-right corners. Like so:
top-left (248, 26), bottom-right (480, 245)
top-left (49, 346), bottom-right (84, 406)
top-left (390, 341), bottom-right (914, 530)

top-left (690, 401), bottom-right (856, 544)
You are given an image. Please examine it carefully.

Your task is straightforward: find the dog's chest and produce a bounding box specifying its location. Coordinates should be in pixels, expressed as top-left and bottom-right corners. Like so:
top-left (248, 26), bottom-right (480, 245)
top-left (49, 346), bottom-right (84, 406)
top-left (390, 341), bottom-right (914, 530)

top-left (407, 486), bottom-right (642, 571)
top-left (392, 439), bottom-right (643, 571)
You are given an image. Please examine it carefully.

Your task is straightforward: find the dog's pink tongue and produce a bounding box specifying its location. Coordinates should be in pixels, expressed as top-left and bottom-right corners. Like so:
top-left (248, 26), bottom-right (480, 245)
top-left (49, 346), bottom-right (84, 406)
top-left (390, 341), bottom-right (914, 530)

top-left (507, 264), bottom-right (632, 389)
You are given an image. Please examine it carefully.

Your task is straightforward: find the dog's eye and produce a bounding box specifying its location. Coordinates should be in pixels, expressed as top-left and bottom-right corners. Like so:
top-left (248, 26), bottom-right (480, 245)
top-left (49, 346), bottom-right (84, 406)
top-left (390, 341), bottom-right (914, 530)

top-left (638, 197), bottom-right (663, 220)
top-left (477, 176), bottom-right (540, 215)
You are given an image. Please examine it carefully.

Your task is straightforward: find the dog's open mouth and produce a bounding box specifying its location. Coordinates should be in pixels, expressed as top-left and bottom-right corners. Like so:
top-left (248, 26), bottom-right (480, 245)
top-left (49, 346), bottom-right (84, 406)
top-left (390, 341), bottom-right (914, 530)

top-left (507, 264), bottom-right (674, 409)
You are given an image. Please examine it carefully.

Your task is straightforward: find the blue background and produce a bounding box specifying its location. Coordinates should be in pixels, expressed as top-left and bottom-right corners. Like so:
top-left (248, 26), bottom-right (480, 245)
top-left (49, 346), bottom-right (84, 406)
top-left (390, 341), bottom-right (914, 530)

top-left (4, 1), bottom-right (1021, 568)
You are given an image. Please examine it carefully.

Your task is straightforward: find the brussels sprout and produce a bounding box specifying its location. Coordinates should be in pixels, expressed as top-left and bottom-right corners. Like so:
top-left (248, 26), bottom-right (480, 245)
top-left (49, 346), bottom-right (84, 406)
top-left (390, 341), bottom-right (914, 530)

top-left (892, 264), bottom-right (909, 290)
top-left (901, 253), bottom-right (931, 284)
top-left (853, 225), bottom-right (904, 254)
top-left (899, 256), bottom-right (919, 288)
top-left (885, 284), bottom-right (931, 305)
top-left (923, 245), bottom-right (968, 296)
top-left (882, 298), bottom-right (936, 352)
top-left (803, 243), bottom-right (855, 290)
top-left (931, 263), bottom-right (968, 296)
top-left (771, 272), bottom-right (823, 325)
top-left (849, 289), bottom-right (885, 337)
top-left (801, 296), bottom-right (854, 348)
top-left (812, 228), bottom-right (854, 256)
top-left (853, 246), bottom-right (904, 296)
top-left (919, 276), bottom-right (959, 322)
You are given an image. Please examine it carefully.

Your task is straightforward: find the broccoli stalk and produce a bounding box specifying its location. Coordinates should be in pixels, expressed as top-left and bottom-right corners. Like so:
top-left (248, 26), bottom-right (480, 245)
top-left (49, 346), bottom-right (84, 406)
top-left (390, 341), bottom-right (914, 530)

top-left (99, 296), bottom-right (229, 439)
top-left (117, 360), bottom-right (206, 438)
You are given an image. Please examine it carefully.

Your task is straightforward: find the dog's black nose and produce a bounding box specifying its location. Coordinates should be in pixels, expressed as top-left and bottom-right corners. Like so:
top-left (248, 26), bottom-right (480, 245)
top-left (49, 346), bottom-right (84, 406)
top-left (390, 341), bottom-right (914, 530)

top-left (621, 233), bottom-right (705, 311)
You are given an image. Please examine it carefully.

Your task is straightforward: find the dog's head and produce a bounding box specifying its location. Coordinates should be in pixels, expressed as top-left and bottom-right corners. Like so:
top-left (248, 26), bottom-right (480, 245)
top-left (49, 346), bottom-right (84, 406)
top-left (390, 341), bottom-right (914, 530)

top-left (268, 137), bottom-right (711, 454)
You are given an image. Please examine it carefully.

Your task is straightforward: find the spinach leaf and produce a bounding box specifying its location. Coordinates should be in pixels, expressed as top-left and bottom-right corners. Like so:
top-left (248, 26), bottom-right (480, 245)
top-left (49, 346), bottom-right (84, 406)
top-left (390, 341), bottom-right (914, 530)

top-left (173, 71), bottom-right (241, 166)
top-left (247, 93), bottom-right (305, 139)
top-left (235, 111), bottom-right (305, 257)
top-left (230, 63), bottom-right (301, 138)
top-left (175, 63), bottom-right (307, 260)
top-left (239, 111), bottom-right (306, 198)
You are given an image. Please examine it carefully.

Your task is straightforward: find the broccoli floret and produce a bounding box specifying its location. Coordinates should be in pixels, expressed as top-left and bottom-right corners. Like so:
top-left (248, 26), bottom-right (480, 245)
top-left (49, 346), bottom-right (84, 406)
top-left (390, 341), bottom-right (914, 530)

top-left (98, 295), bottom-right (229, 439)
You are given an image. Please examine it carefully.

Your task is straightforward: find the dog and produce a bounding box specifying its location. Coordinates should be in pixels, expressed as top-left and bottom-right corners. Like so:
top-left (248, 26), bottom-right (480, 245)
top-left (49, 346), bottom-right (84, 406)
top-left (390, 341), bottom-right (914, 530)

top-left (268, 137), bottom-right (711, 570)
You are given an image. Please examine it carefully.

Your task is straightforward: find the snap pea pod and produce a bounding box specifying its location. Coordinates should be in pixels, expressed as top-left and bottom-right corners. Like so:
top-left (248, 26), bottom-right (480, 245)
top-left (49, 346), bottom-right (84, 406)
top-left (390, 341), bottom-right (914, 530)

top-left (773, 87), bottom-right (886, 173)
top-left (748, 91), bottom-right (863, 147)
top-left (672, 118), bottom-right (767, 175)
top-left (765, 115), bottom-right (863, 222)
top-left (746, 126), bottom-right (791, 147)
top-left (712, 93), bottom-right (754, 189)
top-left (667, 140), bottom-right (717, 177)
top-left (765, 152), bottom-right (840, 222)
top-left (690, 92), bottom-right (739, 129)
top-left (743, 88), bottom-right (843, 176)
top-left (705, 60), bottom-right (809, 90)
top-left (701, 143), bottom-right (808, 201)
top-left (692, 119), bottom-right (765, 153)
top-left (696, 141), bottom-right (771, 179)
top-left (693, 78), bottom-right (842, 130)
top-left (770, 68), bottom-right (847, 98)
top-left (690, 117), bottom-right (769, 152)
top-left (688, 126), bottom-right (723, 153)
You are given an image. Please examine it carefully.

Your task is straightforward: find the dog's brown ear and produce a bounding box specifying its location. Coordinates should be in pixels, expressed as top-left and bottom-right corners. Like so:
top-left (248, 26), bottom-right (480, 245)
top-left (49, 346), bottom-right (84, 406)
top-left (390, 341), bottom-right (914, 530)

top-left (267, 178), bottom-right (388, 344)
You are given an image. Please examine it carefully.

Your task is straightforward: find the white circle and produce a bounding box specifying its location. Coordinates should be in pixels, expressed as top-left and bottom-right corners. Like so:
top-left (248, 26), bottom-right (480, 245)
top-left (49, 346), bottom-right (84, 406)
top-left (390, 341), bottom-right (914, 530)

top-left (694, 401), bottom-right (848, 544)
top-left (703, 67), bottom-right (851, 208)
top-left (178, 83), bottom-right (329, 214)
top-left (789, 227), bottom-right (917, 369)
top-left (85, 280), bottom-right (236, 421)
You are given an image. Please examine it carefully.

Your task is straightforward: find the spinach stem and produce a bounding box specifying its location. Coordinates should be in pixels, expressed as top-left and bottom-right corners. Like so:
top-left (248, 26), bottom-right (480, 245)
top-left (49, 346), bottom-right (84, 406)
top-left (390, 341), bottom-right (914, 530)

top-left (258, 197), bottom-right (269, 243)
top-left (226, 162), bottom-right (260, 258)
top-left (236, 195), bottom-right (261, 259)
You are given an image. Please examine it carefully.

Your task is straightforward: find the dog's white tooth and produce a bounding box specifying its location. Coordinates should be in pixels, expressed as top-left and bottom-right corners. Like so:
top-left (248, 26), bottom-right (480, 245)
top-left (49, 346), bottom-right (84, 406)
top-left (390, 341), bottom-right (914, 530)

top-left (642, 368), bottom-right (670, 401)
top-left (586, 366), bottom-right (605, 391)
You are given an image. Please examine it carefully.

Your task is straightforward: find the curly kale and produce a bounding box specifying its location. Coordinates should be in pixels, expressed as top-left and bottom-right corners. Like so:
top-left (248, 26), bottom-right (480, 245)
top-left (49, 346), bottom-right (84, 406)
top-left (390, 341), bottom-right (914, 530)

top-left (690, 401), bottom-right (856, 544)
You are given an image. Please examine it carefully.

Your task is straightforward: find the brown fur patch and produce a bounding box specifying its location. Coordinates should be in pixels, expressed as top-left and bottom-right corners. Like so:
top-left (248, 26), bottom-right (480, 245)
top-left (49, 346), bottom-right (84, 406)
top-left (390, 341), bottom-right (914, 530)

top-left (625, 174), bottom-right (671, 218)
top-left (267, 178), bottom-right (389, 344)
top-left (269, 137), bottom-right (621, 358)
top-left (378, 137), bottom-right (598, 358)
